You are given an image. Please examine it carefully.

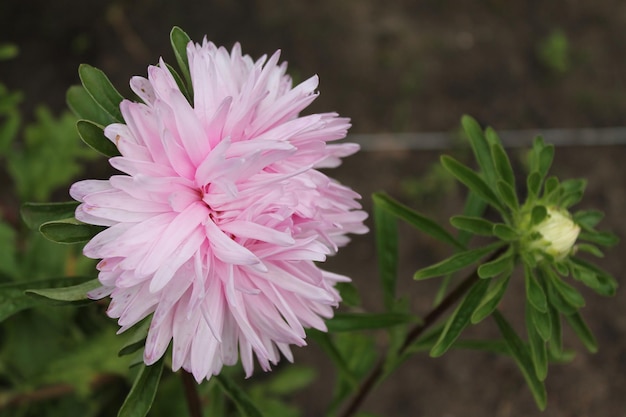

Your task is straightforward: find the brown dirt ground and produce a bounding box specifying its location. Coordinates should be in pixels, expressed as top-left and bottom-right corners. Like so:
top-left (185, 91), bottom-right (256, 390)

top-left (1, 1), bottom-right (625, 416)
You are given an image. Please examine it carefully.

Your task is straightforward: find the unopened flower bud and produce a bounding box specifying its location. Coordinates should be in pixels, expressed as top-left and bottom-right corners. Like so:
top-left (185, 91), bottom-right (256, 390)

top-left (527, 207), bottom-right (580, 261)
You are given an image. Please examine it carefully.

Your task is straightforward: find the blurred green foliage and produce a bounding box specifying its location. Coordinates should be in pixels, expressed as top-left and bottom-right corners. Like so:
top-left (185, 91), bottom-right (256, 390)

top-left (537, 30), bottom-right (571, 75)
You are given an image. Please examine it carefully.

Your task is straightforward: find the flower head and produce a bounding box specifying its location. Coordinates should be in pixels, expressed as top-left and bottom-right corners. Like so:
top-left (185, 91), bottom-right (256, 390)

top-left (526, 206), bottom-right (580, 262)
top-left (70, 39), bottom-right (367, 381)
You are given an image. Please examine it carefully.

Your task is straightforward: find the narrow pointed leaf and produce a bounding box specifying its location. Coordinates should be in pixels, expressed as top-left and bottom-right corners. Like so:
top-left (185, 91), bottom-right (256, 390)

top-left (435, 192), bottom-right (487, 305)
top-left (528, 301), bottom-right (551, 342)
top-left (21, 201), bottom-right (79, 230)
top-left (414, 242), bottom-right (504, 280)
top-left (564, 312), bottom-right (597, 353)
top-left (26, 278), bottom-right (100, 305)
top-left (430, 278), bottom-right (490, 357)
top-left (441, 155), bottom-right (504, 212)
top-left (543, 176), bottom-right (559, 198)
top-left (67, 85), bottom-right (117, 126)
top-left (496, 180), bottom-right (519, 210)
top-left (118, 358), bottom-right (164, 417)
top-left (471, 274), bottom-right (511, 324)
top-left (170, 27), bottom-right (193, 94)
top-left (493, 223), bottom-right (518, 241)
top-left (547, 305), bottom-right (563, 359)
top-left (574, 243), bottom-right (603, 258)
top-left (119, 319), bottom-right (151, 357)
top-left (461, 115), bottom-right (497, 187)
top-left (477, 247), bottom-right (514, 278)
top-left (326, 312), bottom-right (418, 332)
top-left (335, 282), bottom-right (361, 307)
top-left (527, 171), bottom-right (542, 200)
top-left (550, 274), bottom-right (585, 309)
top-left (537, 140), bottom-right (554, 179)
top-left (374, 197), bottom-right (398, 309)
top-left (0, 278), bottom-right (90, 322)
top-left (579, 231), bottom-right (619, 247)
top-left (493, 311), bottom-right (547, 410)
top-left (215, 374), bottom-right (265, 417)
top-left (491, 142), bottom-right (515, 188)
top-left (569, 257), bottom-right (617, 296)
top-left (40, 220), bottom-right (105, 244)
top-left (524, 266), bottom-right (547, 312)
top-left (573, 210), bottom-right (604, 231)
top-left (373, 193), bottom-right (464, 250)
top-left (79, 64), bottom-right (124, 122)
top-left (77, 119), bottom-right (120, 157)
top-left (165, 63), bottom-right (191, 103)
top-left (450, 216), bottom-right (495, 236)
top-left (526, 301), bottom-right (548, 381)
top-left (530, 205), bottom-right (547, 226)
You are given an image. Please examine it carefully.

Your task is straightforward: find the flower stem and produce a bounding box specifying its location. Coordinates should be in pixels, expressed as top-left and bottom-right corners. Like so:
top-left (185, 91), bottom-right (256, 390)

top-left (338, 248), bottom-right (504, 417)
top-left (181, 371), bottom-right (203, 417)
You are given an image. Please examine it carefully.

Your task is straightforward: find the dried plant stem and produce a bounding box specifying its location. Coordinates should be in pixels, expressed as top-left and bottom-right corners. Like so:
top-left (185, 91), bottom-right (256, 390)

top-left (181, 371), bottom-right (203, 417)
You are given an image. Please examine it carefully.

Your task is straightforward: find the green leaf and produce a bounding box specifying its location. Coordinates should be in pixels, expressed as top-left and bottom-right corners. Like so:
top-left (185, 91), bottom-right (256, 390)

top-left (79, 64), bottom-right (124, 122)
top-left (373, 193), bottom-right (464, 250)
top-left (326, 312), bottom-right (418, 332)
top-left (441, 155), bottom-right (504, 213)
top-left (461, 115), bottom-right (497, 187)
top-left (165, 63), bottom-right (192, 103)
top-left (335, 282), bottom-right (361, 307)
top-left (67, 85), bottom-right (117, 126)
top-left (414, 242), bottom-right (504, 280)
top-left (118, 358), bottom-right (165, 417)
top-left (492, 223), bottom-right (518, 241)
top-left (471, 274), bottom-right (511, 324)
top-left (526, 300), bottom-right (548, 381)
top-left (119, 318), bottom-right (151, 357)
top-left (541, 269), bottom-right (577, 315)
top-left (493, 311), bottom-right (547, 410)
top-left (547, 304), bottom-right (563, 357)
top-left (537, 139), bottom-right (554, 179)
top-left (549, 273), bottom-right (585, 309)
top-left (574, 243), bottom-right (603, 258)
top-left (491, 142), bottom-right (515, 188)
top-left (266, 366), bottom-right (316, 395)
top-left (450, 215), bottom-right (495, 236)
top-left (524, 266), bottom-right (547, 312)
top-left (477, 247), bottom-right (514, 278)
top-left (21, 201), bottom-right (80, 230)
top-left (170, 27), bottom-right (193, 96)
top-left (215, 374), bottom-right (265, 417)
top-left (559, 179), bottom-right (586, 208)
top-left (543, 176), bottom-right (559, 198)
top-left (77, 119), bottom-right (120, 157)
top-left (564, 312), bottom-right (598, 353)
top-left (573, 210), bottom-right (604, 231)
top-left (579, 231), bottom-right (619, 247)
top-left (496, 180), bottom-right (519, 211)
top-left (430, 278), bottom-right (490, 357)
top-left (569, 257), bottom-right (617, 296)
top-left (526, 171), bottom-right (542, 200)
top-left (530, 205), bottom-right (548, 226)
top-left (25, 278), bottom-right (100, 305)
top-left (528, 300), bottom-right (551, 342)
top-left (39, 220), bottom-right (105, 244)
top-left (0, 278), bottom-right (91, 322)
top-left (373, 196), bottom-right (399, 309)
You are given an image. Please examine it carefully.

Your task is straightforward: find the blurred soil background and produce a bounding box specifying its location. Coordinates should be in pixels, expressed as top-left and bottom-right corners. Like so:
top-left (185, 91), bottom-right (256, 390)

top-left (1, 1), bottom-right (625, 416)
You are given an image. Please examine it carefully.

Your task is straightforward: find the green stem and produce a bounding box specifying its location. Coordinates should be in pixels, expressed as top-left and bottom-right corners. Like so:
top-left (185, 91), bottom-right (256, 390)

top-left (339, 247), bottom-right (505, 417)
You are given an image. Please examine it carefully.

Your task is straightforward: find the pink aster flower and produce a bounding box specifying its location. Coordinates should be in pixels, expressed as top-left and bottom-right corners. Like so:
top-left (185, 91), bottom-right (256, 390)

top-left (70, 39), bottom-right (368, 381)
